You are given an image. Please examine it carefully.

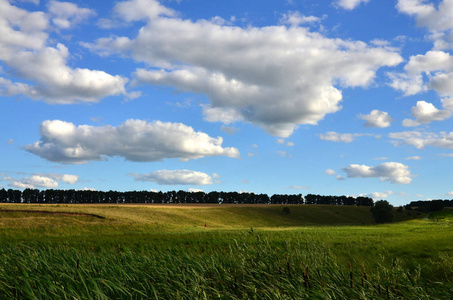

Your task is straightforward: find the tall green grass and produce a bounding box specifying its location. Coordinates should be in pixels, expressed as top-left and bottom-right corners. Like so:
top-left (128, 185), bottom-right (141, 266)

top-left (0, 237), bottom-right (451, 299)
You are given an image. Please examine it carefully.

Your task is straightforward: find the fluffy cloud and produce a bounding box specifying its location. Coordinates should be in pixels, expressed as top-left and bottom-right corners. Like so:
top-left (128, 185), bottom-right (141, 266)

top-left (389, 50), bottom-right (453, 118)
top-left (402, 101), bottom-right (451, 126)
top-left (48, 173), bottom-right (79, 184)
top-left (320, 132), bottom-right (379, 143)
top-left (342, 162), bottom-right (414, 184)
top-left (325, 169), bottom-right (337, 175)
top-left (113, 0), bottom-right (175, 21)
top-left (87, 0), bottom-right (402, 137)
top-left (47, 1), bottom-right (95, 29)
top-left (132, 170), bottom-right (213, 185)
top-left (25, 119), bottom-right (240, 164)
top-left (397, 0), bottom-right (453, 33)
top-left (335, 0), bottom-right (370, 10)
top-left (3, 173), bottom-right (78, 189)
top-left (0, 0), bottom-right (129, 104)
top-left (359, 110), bottom-right (393, 128)
top-left (389, 51), bottom-right (452, 95)
top-left (389, 130), bottom-right (453, 150)
top-left (361, 191), bottom-right (394, 200)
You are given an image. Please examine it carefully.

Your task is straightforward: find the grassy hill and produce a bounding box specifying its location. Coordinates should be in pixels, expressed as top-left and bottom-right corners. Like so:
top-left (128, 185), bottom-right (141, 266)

top-left (0, 203), bottom-right (418, 231)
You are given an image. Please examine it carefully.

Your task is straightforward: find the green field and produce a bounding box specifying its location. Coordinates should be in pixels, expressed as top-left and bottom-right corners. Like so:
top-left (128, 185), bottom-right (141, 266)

top-left (0, 204), bottom-right (451, 299)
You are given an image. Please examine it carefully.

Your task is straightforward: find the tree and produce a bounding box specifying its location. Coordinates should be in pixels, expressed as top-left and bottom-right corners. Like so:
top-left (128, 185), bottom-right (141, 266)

top-left (371, 200), bottom-right (393, 223)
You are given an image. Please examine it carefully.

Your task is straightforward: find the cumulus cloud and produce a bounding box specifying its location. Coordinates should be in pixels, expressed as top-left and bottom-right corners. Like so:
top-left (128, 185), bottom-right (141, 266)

top-left (335, 0), bottom-right (370, 10)
top-left (3, 173), bottom-right (77, 189)
top-left (342, 162), bottom-right (414, 184)
top-left (47, 1), bottom-right (95, 29)
top-left (361, 191), bottom-right (394, 200)
top-left (48, 173), bottom-right (79, 184)
top-left (131, 170), bottom-right (213, 186)
top-left (389, 50), bottom-right (453, 116)
top-left (389, 130), bottom-right (453, 150)
top-left (336, 175), bottom-right (345, 180)
top-left (359, 110), bottom-right (393, 128)
top-left (325, 169), bottom-right (337, 175)
top-left (86, 0), bottom-right (402, 137)
top-left (320, 131), bottom-right (379, 143)
top-left (113, 0), bottom-right (175, 21)
top-left (24, 119), bottom-right (240, 164)
top-left (0, 0), bottom-right (129, 104)
top-left (397, 0), bottom-right (453, 33)
top-left (403, 100), bottom-right (451, 126)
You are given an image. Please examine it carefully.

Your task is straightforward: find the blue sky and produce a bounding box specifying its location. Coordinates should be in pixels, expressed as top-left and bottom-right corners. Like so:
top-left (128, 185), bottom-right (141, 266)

top-left (1, 0), bottom-right (453, 206)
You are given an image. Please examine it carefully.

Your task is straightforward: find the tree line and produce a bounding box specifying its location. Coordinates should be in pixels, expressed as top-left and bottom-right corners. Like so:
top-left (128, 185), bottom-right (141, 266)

top-left (406, 199), bottom-right (453, 212)
top-left (0, 188), bottom-right (374, 206)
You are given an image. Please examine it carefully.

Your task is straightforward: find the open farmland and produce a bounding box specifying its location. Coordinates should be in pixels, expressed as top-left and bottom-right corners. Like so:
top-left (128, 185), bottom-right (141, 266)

top-left (0, 204), bottom-right (451, 299)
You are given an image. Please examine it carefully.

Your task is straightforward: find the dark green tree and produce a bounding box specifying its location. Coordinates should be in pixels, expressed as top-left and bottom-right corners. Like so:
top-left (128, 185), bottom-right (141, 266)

top-left (371, 200), bottom-right (393, 223)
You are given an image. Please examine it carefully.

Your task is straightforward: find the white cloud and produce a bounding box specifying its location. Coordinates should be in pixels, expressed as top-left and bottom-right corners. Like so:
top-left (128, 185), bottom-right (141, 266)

top-left (403, 101), bottom-right (451, 126)
top-left (81, 187), bottom-right (96, 191)
top-left (448, 191), bottom-right (453, 196)
top-left (336, 175), bottom-right (345, 180)
top-left (132, 170), bottom-right (213, 186)
top-left (359, 110), bottom-right (393, 128)
top-left (389, 51), bottom-right (453, 112)
top-left (188, 188), bottom-right (205, 193)
top-left (2, 173), bottom-right (79, 189)
top-left (397, 0), bottom-right (453, 33)
top-left (280, 11), bottom-right (321, 27)
top-left (342, 162), bottom-right (414, 184)
top-left (88, 0), bottom-right (402, 137)
top-left (335, 0), bottom-right (370, 10)
top-left (439, 153), bottom-right (453, 157)
top-left (406, 156), bottom-right (422, 160)
top-left (0, 1), bottom-right (129, 104)
top-left (320, 131), bottom-right (379, 143)
top-left (287, 185), bottom-right (309, 189)
top-left (325, 169), bottom-right (337, 175)
top-left (402, 118), bottom-right (421, 127)
top-left (11, 175), bottom-right (58, 189)
top-left (25, 119), bottom-right (240, 164)
top-left (47, 1), bottom-right (95, 29)
top-left (277, 139), bottom-right (285, 144)
top-left (389, 130), bottom-right (453, 150)
top-left (49, 174), bottom-right (79, 184)
top-left (113, 0), bottom-right (175, 22)
top-left (361, 191), bottom-right (394, 200)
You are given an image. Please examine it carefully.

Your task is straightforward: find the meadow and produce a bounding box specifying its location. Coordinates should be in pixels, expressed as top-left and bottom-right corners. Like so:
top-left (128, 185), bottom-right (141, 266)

top-left (0, 204), bottom-right (451, 299)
